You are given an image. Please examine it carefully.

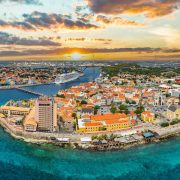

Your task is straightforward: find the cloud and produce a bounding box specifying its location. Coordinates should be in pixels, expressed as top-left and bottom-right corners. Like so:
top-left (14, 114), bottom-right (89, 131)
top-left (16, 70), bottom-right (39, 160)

top-left (0, 48), bottom-right (62, 56)
top-left (0, 11), bottom-right (99, 31)
top-left (65, 37), bottom-right (112, 42)
top-left (1, 46), bottom-right (180, 57)
top-left (0, 0), bottom-right (41, 5)
top-left (96, 15), bottom-right (145, 26)
top-left (65, 37), bottom-right (86, 41)
top-left (0, 31), bottom-right (61, 46)
top-left (87, 0), bottom-right (180, 18)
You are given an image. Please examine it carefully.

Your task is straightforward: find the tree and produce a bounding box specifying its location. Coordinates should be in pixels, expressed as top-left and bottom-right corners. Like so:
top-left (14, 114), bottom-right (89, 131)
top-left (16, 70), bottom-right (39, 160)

top-left (131, 100), bottom-right (136, 105)
top-left (94, 105), bottom-right (100, 114)
top-left (72, 121), bottom-right (77, 130)
top-left (80, 100), bottom-right (87, 105)
top-left (109, 134), bottom-right (117, 141)
top-left (110, 106), bottom-right (117, 114)
top-left (72, 113), bottom-right (77, 119)
top-left (119, 104), bottom-right (128, 111)
top-left (160, 122), bottom-right (169, 127)
top-left (168, 80), bottom-right (172, 84)
top-left (135, 106), bottom-right (144, 114)
top-left (92, 135), bottom-right (98, 140)
top-left (166, 94), bottom-right (171, 98)
top-left (57, 94), bottom-right (65, 98)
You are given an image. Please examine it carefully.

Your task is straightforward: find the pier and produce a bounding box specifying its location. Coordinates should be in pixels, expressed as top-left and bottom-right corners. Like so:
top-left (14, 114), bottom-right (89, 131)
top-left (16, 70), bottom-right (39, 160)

top-left (16, 87), bottom-right (44, 96)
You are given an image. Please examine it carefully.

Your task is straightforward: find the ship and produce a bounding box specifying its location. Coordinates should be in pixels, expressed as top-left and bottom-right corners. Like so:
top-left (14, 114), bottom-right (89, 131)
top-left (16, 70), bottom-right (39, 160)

top-left (55, 71), bottom-right (81, 84)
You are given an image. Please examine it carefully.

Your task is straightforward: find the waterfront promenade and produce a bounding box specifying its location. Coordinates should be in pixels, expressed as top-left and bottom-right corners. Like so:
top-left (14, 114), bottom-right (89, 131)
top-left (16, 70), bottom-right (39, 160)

top-left (1, 116), bottom-right (180, 150)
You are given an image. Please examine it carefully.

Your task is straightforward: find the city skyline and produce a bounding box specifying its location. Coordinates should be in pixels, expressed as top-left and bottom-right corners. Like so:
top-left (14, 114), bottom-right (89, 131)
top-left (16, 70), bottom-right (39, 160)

top-left (0, 0), bottom-right (180, 61)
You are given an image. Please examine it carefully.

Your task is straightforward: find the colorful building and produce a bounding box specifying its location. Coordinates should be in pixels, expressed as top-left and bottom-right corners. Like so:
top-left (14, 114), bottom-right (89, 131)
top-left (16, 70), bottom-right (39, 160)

top-left (77, 113), bottom-right (133, 133)
top-left (141, 111), bottom-right (155, 123)
top-left (167, 105), bottom-right (180, 120)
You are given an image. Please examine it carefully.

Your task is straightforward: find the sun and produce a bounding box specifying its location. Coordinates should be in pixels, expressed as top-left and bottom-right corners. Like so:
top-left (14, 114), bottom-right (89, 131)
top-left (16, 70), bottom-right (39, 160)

top-left (71, 52), bottom-right (81, 60)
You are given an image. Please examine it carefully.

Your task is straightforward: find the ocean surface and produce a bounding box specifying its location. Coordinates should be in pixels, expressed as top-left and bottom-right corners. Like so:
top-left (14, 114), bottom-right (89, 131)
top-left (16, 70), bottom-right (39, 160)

top-left (0, 127), bottom-right (179, 179)
top-left (0, 67), bottom-right (180, 179)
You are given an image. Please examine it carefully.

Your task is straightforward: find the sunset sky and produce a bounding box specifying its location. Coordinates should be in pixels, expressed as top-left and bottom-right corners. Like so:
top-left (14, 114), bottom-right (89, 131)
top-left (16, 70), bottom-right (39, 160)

top-left (0, 0), bottom-right (180, 61)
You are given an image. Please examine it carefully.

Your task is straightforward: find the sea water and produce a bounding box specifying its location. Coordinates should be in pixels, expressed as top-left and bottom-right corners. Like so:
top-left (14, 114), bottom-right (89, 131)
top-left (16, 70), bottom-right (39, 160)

top-left (0, 127), bottom-right (179, 179)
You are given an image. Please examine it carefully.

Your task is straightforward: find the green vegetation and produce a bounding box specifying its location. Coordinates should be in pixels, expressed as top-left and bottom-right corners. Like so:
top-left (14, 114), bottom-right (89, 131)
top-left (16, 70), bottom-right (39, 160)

top-left (91, 134), bottom-right (117, 141)
top-left (91, 135), bottom-right (98, 140)
top-left (110, 106), bottom-right (117, 114)
top-left (119, 104), bottom-right (129, 114)
top-left (160, 122), bottom-right (169, 127)
top-left (109, 134), bottom-right (118, 141)
top-left (57, 94), bottom-right (65, 98)
top-left (102, 64), bottom-right (139, 77)
top-left (72, 121), bottom-right (77, 130)
top-left (94, 105), bottom-right (100, 115)
top-left (90, 93), bottom-right (97, 97)
top-left (72, 113), bottom-right (77, 119)
top-left (80, 100), bottom-right (88, 105)
top-left (135, 106), bottom-right (144, 115)
top-left (119, 104), bottom-right (127, 111)
top-left (173, 68), bottom-right (180, 74)
top-left (102, 64), bottom-right (179, 77)
top-left (170, 119), bottom-right (180, 125)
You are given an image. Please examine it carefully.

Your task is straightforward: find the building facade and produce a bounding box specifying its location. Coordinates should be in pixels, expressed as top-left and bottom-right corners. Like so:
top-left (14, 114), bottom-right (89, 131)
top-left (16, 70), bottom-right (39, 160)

top-left (35, 97), bottom-right (57, 132)
top-left (167, 105), bottom-right (180, 120)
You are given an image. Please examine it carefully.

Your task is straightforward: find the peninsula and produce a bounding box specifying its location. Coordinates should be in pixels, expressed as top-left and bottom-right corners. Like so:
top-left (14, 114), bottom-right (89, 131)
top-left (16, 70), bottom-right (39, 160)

top-left (0, 63), bottom-right (180, 151)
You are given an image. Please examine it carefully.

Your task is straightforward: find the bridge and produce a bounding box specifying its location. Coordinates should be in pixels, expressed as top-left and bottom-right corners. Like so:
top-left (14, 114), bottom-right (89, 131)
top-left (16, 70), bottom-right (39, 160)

top-left (16, 87), bottom-right (44, 97)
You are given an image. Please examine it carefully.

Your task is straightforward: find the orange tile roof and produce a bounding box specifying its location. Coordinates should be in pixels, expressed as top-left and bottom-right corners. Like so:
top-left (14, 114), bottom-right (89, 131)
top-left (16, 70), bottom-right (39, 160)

top-left (105, 119), bottom-right (128, 125)
top-left (141, 111), bottom-right (154, 116)
top-left (130, 111), bottom-right (135, 115)
top-left (91, 113), bottom-right (127, 121)
top-left (82, 114), bottom-right (91, 118)
top-left (84, 122), bottom-right (102, 127)
top-left (131, 119), bottom-right (136, 124)
top-left (58, 107), bottom-right (73, 111)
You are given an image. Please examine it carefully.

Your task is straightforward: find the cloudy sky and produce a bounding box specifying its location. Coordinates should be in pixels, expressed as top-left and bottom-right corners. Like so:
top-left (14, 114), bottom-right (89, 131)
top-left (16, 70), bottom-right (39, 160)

top-left (0, 0), bottom-right (180, 60)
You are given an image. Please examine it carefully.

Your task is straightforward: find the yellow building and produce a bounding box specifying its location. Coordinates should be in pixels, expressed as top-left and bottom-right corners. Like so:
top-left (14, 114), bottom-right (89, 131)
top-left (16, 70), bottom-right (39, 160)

top-left (167, 105), bottom-right (180, 120)
top-left (77, 121), bottom-right (103, 133)
top-left (105, 119), bottom-right (130, 131)
top-left (24, 118), bottom-right (37, 132)
top-left (23, 107), bottom-right (37, 132)
top-left (141, 111), bottom-right (155, 123)
top-left (0, 106), bottom-right (30, 116)
top-left (77, 113), bottom-right (132, 133)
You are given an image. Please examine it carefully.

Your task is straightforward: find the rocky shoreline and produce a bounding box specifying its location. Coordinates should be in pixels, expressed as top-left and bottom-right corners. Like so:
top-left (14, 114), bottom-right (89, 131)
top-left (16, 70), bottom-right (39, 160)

top-left (73, 131), bottom-right (180, 151)
top-left (0, 118), bottom-right (180, 151)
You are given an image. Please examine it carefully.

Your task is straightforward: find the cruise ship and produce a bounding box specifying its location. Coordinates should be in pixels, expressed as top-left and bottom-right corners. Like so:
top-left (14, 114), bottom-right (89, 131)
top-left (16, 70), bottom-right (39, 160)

top-left (55, 71), bottom-right (81, 84)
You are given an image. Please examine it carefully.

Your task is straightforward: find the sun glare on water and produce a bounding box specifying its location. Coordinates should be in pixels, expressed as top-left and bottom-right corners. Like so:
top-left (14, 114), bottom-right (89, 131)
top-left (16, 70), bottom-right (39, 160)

top-left (71, 53), bottom-right (81, 60)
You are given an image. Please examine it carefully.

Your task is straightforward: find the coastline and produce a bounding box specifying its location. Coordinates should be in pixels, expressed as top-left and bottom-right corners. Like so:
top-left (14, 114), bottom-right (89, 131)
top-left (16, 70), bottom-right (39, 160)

top-left (0, 117), bottom-right (180, 151)
top-left (0, 83), bottom-right (52, 90)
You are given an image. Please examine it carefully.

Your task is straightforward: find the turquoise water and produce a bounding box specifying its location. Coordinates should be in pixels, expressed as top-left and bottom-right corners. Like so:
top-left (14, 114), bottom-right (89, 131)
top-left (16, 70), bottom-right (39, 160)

top-left (0, 127), bottom-right (179, 179)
